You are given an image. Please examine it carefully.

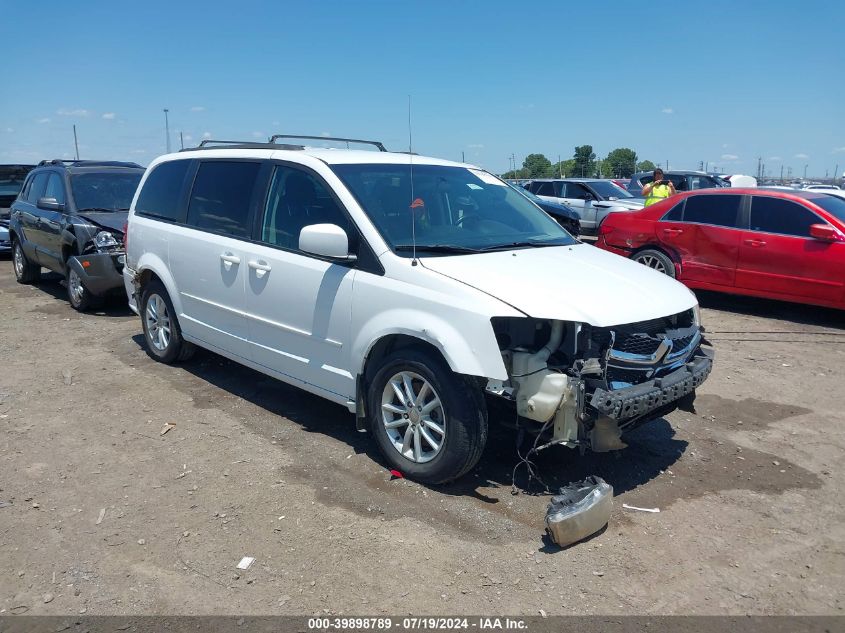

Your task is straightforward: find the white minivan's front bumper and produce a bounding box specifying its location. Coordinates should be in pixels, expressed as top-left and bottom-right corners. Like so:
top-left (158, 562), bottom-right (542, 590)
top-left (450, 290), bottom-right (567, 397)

top-left (123, 266), bottom-right (139, 315)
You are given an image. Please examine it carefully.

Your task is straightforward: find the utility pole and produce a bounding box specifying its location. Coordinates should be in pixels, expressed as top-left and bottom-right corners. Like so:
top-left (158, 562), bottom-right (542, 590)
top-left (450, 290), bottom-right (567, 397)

top-left (666, 159), bottom-right (669, 170)
top-left (804, 164), bottom-right (808, 180)
top-left (834, 163), bottom-right (840, 185)
top-left (163, 108), bottom-right (171, 153)
top-left (72, 124), bottom-right (80, 160)
top-left (780, 165), bottom-right (784, 183)
top-left (558, 155), bottom-right (562, 178)
top-left (180, 131), bottom-right (184, 150)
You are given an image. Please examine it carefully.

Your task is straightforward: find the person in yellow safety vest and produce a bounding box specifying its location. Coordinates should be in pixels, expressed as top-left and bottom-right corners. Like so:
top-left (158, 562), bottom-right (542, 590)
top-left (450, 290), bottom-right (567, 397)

top-left (642, 168), bottom-right (677, 206)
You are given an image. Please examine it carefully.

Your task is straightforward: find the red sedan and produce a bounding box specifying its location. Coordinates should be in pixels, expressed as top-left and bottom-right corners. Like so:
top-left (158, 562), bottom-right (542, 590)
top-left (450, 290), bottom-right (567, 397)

top-left (595, 188), bottom-right (845, 310)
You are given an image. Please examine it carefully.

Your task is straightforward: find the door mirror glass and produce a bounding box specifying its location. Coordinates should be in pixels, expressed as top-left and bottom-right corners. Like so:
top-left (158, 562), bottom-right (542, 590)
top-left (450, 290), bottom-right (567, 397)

top-left (299, 224), bottom-right (355, 260)
top-left (809, 223), bottom-right (842, 242)
top-left (37, 197), bottom-right (65, 212)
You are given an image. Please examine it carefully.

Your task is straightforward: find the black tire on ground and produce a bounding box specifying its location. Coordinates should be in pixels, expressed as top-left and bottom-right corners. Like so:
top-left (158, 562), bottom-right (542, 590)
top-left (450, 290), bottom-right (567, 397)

top-left (367, 348), bottom-right (488, 484)
top-left (66, 265), bottom-right (100, 312)
top-left (631, 248), bottom-right (676, 279)
top-left (139, 280), bottom-right (196, 364)
top-left (12, 239), bottom-right (40, 284)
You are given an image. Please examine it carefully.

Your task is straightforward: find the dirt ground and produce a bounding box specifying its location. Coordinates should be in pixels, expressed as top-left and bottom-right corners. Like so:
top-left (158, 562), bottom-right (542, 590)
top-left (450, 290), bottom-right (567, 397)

top-left (0, 257), bottom-right (843, 617)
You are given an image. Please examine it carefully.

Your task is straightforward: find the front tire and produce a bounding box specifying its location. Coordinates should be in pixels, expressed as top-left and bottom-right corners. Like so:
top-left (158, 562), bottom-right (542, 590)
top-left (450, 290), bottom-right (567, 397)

top-left (631, 248), bottom-right (676, 278)
top-left (368, 348), bottom-right (487, 484)
top-left (13, 239), bottom-right (40, 284)
top-left (140, 280), bottom-right (195, 363)
top-left (67, 266), bottom-right (99, 312)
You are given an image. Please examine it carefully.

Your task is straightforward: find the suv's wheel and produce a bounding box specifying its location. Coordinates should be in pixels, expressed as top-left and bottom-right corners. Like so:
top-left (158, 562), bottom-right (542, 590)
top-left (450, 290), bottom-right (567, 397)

top-left (67, 266), bottom-right (99, 312)
top-left (140, 280), bottom-right (195, 363)
top-left (631, 248), bottom-right (676, 278)
top-left (12, 239), bottom-right (40, 284)
top-left (368, 348), bottom-right (487, 484)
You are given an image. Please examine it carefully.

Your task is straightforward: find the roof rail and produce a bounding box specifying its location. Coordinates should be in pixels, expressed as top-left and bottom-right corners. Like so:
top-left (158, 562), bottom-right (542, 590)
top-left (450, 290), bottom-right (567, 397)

top-left (36, 159), bottom-right (143, 168)
top-left (190, 139), bottom-right (305, 151)
top-left (268, 134), bottom-right (387, 152)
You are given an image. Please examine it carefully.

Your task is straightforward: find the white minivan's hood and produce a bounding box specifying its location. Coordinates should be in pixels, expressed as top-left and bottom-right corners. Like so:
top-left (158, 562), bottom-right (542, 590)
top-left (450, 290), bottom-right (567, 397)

top-left (421, 244), bottom-right (696, 327)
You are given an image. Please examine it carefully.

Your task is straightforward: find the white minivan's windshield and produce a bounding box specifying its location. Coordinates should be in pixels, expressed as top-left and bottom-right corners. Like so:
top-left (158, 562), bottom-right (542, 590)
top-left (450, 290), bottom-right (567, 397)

top-left (332, 164), bottom-right (577, 255)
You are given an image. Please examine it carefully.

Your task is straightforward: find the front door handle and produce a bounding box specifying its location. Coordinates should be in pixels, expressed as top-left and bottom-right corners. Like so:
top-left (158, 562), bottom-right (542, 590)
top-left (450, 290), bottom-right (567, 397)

top-left (248, 260), bottom-right (272, 278)
top-left (663, 228), bottom-right (684, 236)
top-left (743, 239), bottom-right (767, 247)
top-left (220, 253), bottom-right (241, 270)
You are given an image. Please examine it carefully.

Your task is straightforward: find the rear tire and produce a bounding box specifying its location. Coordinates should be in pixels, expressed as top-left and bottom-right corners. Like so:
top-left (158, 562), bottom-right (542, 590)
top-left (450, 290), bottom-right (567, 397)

top-left (13, 239), bottom-right (40, 284)
top-left (631, 248), bottom-right (676, 278)
top-left (367, 348), bottom-right (487, 484)
top-left (140, 280), bottom-right (195, 364)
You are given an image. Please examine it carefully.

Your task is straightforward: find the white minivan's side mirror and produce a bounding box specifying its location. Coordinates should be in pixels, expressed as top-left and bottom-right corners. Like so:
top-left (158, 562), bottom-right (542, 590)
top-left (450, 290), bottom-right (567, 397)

top-left (299, 224), bottom-right (355, 261)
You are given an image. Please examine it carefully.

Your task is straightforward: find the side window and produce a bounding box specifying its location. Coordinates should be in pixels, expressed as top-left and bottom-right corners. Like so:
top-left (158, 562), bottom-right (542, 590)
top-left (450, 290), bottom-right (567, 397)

top-left (683, 194), bottom-right (742, 227)
top-left (662, 201), bottom-right (684, 221)
top-left (26, 172), bottom-right (49, 203)
top-left (667, 175), bottom-right (687, 191)
top-left (534, 182), bottom-right (556, 196)
top-left (566, 183), bottom-right (590, 200)
top-left (640, 175), bottom-right (654, 186)
top-left (186, 161), bottom-right (261, 237)
top-left (135, 160), bottom-right (191, 221)
top-left (44, 173), bottom-right (66, 205)
top-left (261, 165), bottom-right (351, 251)
top-left (749, 196), bottom-right (821, 237)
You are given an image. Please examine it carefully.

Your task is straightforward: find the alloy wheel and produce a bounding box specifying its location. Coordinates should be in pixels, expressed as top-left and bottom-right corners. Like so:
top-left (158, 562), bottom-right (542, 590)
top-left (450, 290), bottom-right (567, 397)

top-left (145, 293), bottom-right (172, 351)
top-left (68, 268), bottom-right (85, 305)
top-left (381, 371), bottom-right (446, 464)
top-left (13, 244), bottom-right (24, 278)
top-left (636, 253), bottom-right (668, 274)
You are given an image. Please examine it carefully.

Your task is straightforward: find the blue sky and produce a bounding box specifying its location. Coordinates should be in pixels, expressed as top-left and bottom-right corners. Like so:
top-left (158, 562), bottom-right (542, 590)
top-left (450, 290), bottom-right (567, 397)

top-left (2, 1), bottom-right (843, 177)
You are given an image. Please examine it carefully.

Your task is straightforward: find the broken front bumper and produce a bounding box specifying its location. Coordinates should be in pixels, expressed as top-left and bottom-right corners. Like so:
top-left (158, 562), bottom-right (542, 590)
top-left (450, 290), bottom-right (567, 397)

top-left (67, 252), bottom-right (125, 296)
top-left (588, 348), bottom-right (713, 421)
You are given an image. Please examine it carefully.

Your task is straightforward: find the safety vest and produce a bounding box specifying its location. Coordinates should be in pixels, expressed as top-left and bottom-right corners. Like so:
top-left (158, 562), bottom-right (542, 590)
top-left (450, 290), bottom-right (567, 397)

top-left (644, 183), bottom-right (672, 207)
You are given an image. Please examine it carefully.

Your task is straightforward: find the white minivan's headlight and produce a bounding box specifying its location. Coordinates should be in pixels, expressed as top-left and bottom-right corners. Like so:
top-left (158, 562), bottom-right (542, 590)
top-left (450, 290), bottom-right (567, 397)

top-left (95, 231), bottom-right (120, 249)
top-left (692, 302), bottom-right (701, 328)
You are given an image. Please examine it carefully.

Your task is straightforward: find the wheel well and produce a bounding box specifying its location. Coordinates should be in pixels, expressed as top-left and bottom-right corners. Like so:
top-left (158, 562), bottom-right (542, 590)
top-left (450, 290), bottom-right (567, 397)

top-left (137, 269), bottom-right (162, 291)
top-left (362, 334), bottom-right (446, 383)
top-left (631, 243), bottom-right (678, 263)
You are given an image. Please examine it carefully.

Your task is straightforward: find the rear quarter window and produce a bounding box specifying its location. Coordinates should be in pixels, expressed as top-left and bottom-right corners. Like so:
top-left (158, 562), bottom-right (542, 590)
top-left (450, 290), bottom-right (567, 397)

top-left (135, 160), bottom-right (191, 221)
top-left (185, 161), bottom-right (261, 237)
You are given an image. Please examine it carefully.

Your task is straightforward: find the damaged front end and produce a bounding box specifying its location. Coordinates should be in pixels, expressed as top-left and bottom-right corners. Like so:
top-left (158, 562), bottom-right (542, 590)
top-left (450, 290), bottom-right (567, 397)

top-left (67, 221), bottom-right (127, 296)
top-left (486, 308), bottom-right (713, 452)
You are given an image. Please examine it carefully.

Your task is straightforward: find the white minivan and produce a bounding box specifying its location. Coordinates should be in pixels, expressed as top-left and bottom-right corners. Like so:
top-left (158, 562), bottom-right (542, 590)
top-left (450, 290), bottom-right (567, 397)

top-left (124, 137), bottom-right (712, 483)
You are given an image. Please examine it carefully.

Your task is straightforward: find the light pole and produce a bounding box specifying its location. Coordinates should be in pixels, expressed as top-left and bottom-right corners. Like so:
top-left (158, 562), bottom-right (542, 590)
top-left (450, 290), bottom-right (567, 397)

top-left (803, 164), bottom-right (808, 180)
top-left (163, 109), bottom-right (171, 153)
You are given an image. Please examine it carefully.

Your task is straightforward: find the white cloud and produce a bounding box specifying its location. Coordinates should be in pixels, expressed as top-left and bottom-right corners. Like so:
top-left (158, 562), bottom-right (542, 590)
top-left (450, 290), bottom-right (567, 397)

top-left (190, 106), bottom-right (206, 112)
top-left (833, 147), bottom-right (845, 153)
top-left (768, 156), bottom-right (782, 161)
top-left (320, 131), bottom-right (331, 137)
top-left (467, 143), bottom-right (484, 149)
top-left (721, 143), bottom-right (729, 149)
top-left (272, 120), bottom-right (280, 126)
top-left (202, 131), bottom-right (212, 139)
top-left (5, 128), bottom-right (13, 133)
top-left (182, 134), bottom-right (193, 142)
top-left (252, 131), bottom-right (265, 139)
top-left (57, 108), bottom-right (90, 117)
top-left (130, 149), bottom-right (147, 155)
top-left (37, 118), bottom-right (51, 124)
top-left (794, 153), bottom-right (809, 160)
top-left (721, 153), bottom-right (739, 161)
top-left (661, 107), bottom-right (674, 114)
top-left (102, 112), bottom-right (116, 120)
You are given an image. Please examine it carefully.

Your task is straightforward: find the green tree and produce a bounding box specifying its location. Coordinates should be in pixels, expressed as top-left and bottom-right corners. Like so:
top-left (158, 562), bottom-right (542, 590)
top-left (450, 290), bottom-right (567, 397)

top-left (637, 159), bottom-right (657, 172)
top-left (523, 153), bottom-right (553, 178)
top-left (573, 145), bottom-right (596, 178)
top-left (604, 148), bottom-right (638, 178)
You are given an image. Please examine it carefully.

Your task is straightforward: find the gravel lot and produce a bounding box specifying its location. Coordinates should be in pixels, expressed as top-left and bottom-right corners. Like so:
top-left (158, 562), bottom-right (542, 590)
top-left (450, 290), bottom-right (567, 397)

top-left (0, 258), bottom-right (843, 616)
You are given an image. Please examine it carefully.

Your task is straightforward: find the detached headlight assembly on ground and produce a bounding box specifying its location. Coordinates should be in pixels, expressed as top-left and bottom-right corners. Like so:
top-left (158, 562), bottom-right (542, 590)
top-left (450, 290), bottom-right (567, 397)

top-left (95, 231), bottom-right (120, 250)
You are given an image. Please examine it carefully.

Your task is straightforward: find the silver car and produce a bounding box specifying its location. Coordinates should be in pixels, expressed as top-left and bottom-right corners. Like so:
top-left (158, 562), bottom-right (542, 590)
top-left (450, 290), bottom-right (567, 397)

top-left (523, 178), bottom-right (644, 234)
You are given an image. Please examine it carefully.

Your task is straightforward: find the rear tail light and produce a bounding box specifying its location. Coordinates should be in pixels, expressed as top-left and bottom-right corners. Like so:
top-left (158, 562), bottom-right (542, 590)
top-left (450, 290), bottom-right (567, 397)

top-left (599, 223), bottom-right (615, 236)
top-left (122, 221), bottom-right (128, 252)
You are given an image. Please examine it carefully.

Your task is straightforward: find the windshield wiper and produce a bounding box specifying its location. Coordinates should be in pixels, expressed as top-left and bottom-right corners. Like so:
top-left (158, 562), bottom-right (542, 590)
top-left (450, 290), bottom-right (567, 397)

top-left (77, 207), bottom-right (127, 213)
top-left (479, 240), bottom-right (568, 251)
top-left (394, 244), bottom-right (482, 254)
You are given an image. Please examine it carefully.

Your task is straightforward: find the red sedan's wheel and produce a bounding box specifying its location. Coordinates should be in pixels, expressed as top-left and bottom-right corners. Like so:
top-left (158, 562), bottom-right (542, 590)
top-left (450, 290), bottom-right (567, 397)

top-left (632, 249), bottom-right (676, 279)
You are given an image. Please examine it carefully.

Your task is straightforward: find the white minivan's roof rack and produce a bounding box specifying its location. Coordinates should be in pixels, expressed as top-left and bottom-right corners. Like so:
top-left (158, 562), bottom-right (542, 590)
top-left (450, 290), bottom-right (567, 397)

top-left (268, 134), bottom-right (387, 152)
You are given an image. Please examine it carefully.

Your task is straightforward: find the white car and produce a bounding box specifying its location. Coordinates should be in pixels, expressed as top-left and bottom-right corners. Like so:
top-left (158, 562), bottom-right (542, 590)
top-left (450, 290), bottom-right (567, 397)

top-left (123, 137), bottom-right (712, 483)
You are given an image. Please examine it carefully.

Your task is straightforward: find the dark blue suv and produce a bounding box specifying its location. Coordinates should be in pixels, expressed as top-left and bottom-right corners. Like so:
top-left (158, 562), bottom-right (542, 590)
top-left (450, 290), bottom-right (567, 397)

top-left (9, 160), bottom-right (144, 311)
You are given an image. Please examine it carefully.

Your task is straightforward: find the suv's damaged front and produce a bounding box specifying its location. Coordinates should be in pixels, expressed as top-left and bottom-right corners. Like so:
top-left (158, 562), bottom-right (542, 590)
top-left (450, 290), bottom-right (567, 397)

top-left (66, 212), bottom-right (127, 297)
top-left (487, 308), bottom-right (712, 452)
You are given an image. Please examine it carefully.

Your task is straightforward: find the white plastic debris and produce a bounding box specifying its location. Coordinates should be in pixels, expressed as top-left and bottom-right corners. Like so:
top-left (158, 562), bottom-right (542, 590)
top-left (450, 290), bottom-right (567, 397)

top-left (622, 504), bottom-right (660, 513)
top-left (236, 557), bottom-right (255, 570)
top-left (545, 476), bottom-right (613, 547)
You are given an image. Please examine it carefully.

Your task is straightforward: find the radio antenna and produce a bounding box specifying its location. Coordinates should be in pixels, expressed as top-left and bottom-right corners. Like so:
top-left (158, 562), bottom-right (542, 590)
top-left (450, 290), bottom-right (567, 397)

top-left (408, 95), bottom-right (417, 266)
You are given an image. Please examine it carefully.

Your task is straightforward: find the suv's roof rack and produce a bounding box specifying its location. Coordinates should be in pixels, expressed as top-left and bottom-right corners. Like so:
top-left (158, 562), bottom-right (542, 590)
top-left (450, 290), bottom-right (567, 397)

top-left (190, 139), bottom-right (305, 151)
top-left (37, 159), bottom-right (143, 168)
top-left (268, 134), bottom-right (387, 152)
